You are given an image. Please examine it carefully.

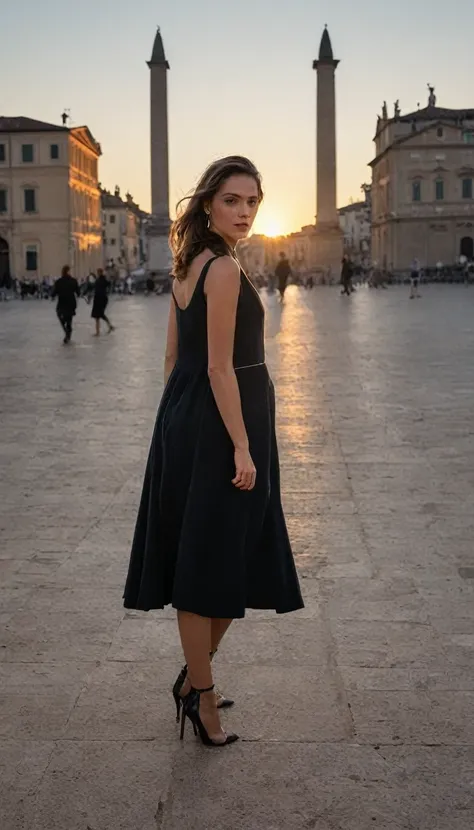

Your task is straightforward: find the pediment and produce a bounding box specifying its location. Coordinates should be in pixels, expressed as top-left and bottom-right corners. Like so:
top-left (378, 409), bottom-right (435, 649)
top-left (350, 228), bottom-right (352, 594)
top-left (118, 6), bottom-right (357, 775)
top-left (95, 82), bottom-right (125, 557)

top-left (70, 126), bottom-right (102, 156)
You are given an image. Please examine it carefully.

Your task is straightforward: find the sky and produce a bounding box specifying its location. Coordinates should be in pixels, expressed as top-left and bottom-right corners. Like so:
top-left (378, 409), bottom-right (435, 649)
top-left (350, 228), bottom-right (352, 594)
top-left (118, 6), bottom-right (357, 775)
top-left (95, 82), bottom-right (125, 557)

top-left (2, 0), bottom-right (474, 236)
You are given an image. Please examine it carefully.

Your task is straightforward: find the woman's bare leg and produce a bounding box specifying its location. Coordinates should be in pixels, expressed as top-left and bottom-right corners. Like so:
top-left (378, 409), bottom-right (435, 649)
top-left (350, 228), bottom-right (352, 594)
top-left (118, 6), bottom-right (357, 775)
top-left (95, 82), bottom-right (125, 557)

top-left (211, 618), bottom-right (233, 653)
top-left (180, 617), bottom-right (233, 696)
top-left (177, 610), bottom-right (226, 742)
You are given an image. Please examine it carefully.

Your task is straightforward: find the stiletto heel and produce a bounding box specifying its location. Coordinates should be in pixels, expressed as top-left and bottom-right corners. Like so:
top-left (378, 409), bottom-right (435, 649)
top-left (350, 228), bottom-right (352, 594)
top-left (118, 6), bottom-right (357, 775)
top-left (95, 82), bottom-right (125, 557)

top-left (181, 685), bottom-right (239, 747)
top-left (172, 649), bottom-right (234, 723)
top-left (172, 664), bottom-right (188, 723)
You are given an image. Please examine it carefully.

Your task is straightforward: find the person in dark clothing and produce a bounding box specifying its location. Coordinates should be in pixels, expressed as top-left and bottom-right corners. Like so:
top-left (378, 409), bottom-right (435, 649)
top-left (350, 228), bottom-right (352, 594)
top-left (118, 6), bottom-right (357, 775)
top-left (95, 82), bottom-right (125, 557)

top-left (145, 276), bottom-right (155, 295)
top-left (275, 252), bottom-right (291, 301)
top-left (91, 268), bottom-right (115, 335)
top-left (51, 265), bottom-right (80, 343)
top-left (340, 256), bottom-right (353, 296)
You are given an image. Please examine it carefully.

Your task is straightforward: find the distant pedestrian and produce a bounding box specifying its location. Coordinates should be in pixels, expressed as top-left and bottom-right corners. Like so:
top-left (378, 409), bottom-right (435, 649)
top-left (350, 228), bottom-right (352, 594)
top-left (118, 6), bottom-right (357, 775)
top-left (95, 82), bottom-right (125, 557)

top-left (410, 258), bottom-right (421, 298)
top-left (52, 265), bottom-right (80, 344)
top-left (340, 256), bottom-right (353, 296)
top-left (84, 272), bottom-right (96, 304)
top-left (145, 276), bottom-right (155, 295)
top-left (275, 252), bottom-right (291, 301)
top-left (91, 268), bottom-right (115, 335)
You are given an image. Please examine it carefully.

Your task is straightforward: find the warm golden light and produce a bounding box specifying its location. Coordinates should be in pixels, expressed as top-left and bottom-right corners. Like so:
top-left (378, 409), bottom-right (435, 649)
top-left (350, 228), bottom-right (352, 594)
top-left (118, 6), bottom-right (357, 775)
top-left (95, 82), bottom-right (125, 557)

top-left (254, 206), bottom-right (287, 238)
top-left (260, 220), bottom-right (285, 238)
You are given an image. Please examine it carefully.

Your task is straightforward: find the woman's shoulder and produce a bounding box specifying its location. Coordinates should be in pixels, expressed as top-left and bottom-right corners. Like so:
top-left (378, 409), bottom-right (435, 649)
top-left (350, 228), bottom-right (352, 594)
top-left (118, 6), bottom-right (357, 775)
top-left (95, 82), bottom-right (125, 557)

top-left (204, 254), bottom-right (240, 292)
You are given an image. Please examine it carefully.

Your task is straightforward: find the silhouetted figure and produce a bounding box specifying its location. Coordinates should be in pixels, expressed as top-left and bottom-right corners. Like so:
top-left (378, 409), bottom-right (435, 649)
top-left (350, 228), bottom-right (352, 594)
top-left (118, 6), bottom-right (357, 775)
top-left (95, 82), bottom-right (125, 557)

top-left (340, 256), bottom-right (353, 296)
top-left (410, 258), bottom-right (421, 299)
top-left (275, 252), bottom-right (291, 301)
top-left (91, 268), bottom-right (115, 335)
top-left (52, 265), bottom-right (80, 343)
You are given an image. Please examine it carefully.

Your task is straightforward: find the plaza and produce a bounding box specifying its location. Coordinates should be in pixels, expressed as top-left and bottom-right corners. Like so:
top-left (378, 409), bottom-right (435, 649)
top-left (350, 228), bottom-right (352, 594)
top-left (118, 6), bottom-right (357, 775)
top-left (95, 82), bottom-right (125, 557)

top-left (1, 285), bottom-right (474, 829)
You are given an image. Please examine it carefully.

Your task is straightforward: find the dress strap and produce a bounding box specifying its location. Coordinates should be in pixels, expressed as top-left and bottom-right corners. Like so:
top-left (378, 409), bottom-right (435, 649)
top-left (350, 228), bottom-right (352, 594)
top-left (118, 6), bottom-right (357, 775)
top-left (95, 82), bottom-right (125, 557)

top-left (172, 255), bottom-right (221, 309)
top-left (197, 255), bottom-right (221, 292)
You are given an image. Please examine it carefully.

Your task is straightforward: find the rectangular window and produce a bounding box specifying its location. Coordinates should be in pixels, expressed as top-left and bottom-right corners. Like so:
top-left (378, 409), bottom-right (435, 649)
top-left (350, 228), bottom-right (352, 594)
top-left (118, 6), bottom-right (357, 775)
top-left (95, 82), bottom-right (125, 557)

top-left (110, 238), bottom-right (116, 245)
top-left (463, 131), bottom-right (474, 144)
top-left (50, 144), bottom-right (59, 160)
top-left (26, 246), bottom-right (38, 271)
top-left (0, 144), bottom-right (5, 162)
top-left (109, 214), bottom-right (116, 224)
top-left (0, 189), bottom-right (7, 213)
top-left (462, 178), bottom-right (473, 199)
top-left (412, 181), bottom-right (421, 202)
top-left (24, 188), bottom-right (36, 213)
top-left (22, 144), bottom-right (34, 163)
top-left (435, 180), bottom-right (444, 201)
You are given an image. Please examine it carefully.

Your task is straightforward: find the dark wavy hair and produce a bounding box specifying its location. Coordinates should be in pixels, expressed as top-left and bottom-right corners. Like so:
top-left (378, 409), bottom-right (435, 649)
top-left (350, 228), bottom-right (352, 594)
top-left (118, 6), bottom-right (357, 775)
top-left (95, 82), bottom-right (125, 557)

top-left (169, 156), bottom-right (263, 282)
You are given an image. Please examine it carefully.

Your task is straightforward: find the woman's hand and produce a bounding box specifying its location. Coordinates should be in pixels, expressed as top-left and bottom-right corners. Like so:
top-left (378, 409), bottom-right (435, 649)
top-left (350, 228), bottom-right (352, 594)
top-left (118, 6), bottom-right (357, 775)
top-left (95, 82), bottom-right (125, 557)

top-left (232, 448), bottom-right (257, 491)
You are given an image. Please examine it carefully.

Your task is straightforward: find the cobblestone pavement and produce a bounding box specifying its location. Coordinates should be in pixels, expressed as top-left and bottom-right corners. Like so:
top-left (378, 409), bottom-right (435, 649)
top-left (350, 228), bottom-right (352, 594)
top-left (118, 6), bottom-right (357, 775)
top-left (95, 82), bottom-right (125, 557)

top-left (1, 285), bottom-right (474, 830)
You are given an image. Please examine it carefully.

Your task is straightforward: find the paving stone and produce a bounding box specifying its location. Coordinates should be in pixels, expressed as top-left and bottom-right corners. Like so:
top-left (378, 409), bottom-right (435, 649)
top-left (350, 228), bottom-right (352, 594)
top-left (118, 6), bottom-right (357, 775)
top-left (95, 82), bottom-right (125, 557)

top-left (0, 662), bottom-right (95, 738)
top-left (163, 743), bottom-right (474, 830)
top-left (0, 740), bottom-right (55, 830)
top-left (33, 741), bottom-right (173, 830)
top-left (348, 689), bottom-right (474, 745)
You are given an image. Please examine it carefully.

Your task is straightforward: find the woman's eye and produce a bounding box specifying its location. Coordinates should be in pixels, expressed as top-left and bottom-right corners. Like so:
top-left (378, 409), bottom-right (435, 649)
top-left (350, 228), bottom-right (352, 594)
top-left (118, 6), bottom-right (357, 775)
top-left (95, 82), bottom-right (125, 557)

top-left (225, 198), bottom-right (236, 205)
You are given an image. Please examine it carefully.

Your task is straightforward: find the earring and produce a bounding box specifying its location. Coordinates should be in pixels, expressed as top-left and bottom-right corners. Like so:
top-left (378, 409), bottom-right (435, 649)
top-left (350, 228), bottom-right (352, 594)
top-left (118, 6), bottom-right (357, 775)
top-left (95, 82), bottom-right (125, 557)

top-left (205, 211), bottom-right (211, 230)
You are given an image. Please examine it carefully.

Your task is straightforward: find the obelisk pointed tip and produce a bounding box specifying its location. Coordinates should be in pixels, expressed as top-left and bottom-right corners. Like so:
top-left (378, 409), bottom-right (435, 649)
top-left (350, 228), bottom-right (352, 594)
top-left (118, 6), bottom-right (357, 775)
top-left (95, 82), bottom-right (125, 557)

top-left (148, 27), bottom-right (169, 68)
top-left (318, 27), bottom-right (334, 60)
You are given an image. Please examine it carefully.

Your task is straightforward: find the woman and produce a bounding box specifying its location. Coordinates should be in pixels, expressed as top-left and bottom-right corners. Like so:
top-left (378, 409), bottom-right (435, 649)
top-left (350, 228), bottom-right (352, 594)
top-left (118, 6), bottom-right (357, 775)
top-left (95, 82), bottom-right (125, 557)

top-left (91, 268), bottom-right (115, 334)
top-left (123, 156), bottom-right (303, 747)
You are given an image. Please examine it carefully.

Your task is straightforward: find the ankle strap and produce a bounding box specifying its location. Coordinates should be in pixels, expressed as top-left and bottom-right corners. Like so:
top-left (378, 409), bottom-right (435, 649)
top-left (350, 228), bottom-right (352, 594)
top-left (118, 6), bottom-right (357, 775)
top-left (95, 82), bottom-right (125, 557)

top-left (193, 684), bottom-right (215, 694)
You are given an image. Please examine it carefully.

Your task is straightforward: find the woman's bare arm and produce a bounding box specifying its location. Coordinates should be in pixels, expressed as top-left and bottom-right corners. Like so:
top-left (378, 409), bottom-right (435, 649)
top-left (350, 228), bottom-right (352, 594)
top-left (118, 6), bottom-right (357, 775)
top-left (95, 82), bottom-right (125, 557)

top-left (164, 298), bottom-right (178, 384)
top-left (206, 256), bottom-right (256, 490)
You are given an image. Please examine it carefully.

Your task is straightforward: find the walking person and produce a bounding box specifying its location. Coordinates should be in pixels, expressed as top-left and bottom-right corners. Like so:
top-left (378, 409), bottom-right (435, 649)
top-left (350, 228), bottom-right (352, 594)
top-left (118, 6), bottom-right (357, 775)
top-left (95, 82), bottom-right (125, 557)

top-left (91, 268), bottom-right (115, 335)
top-left (340, 256), bottom-right (353, 295)
top-left (51, 265), bottom-right (80, 344)
top-left (410, 258), bottom-right (421, 298)
top-left (275, 251), bottom-right (291, 301)
top-left (123, 156), bottom-right (304, 747)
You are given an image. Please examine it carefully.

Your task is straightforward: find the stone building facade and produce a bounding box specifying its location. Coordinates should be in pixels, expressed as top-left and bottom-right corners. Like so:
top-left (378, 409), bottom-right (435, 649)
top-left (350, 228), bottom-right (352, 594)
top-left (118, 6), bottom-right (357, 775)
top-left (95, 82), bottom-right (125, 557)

top-left (338, 185), bottom-right (371, 264)
top-left (0, 117), bottom-right (102, 282)
top-left (101, 187), bottom-right (146, 275)
top-left (370, 95), bottom-right (474, 270)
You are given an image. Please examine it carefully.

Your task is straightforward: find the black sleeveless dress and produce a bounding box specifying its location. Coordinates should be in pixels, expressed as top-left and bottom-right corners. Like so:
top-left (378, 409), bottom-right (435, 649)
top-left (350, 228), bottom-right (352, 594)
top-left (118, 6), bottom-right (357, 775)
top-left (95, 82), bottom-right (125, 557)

top-left (123, 256), bottom-right (303, 618)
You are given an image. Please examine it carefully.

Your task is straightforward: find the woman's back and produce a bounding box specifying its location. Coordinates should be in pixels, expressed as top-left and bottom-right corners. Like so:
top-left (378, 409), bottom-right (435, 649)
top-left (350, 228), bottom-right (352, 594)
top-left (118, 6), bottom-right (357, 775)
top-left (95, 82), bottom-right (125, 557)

top-left (172, 254), bottom-right (265, 372)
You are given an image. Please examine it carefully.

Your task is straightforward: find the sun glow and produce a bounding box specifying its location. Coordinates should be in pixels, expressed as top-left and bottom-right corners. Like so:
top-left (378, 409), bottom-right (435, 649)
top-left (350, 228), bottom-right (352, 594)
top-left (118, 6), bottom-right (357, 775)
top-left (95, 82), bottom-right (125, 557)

top-left (259, 220), bottom-right (285, 238)
top-left (253, 206), bottom-right (287, 238)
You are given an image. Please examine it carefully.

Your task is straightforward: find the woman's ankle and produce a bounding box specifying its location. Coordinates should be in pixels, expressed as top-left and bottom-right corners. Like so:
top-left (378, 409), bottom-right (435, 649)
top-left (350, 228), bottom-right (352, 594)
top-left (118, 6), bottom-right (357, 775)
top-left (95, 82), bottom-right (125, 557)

top-left (199, 689), bottom-right (217, 709)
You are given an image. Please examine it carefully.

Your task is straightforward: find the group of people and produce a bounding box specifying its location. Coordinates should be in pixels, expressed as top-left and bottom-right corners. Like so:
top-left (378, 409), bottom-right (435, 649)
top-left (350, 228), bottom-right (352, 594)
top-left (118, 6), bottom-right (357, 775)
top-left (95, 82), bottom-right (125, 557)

top-left (340, 256), bottom-right (424, 298)
top-left (52, 266), bottom-right (115, 344)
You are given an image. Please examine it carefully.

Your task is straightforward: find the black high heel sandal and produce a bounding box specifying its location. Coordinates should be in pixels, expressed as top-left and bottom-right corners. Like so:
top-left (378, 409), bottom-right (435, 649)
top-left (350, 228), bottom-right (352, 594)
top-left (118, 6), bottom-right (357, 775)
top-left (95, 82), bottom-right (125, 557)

top-left (172, 649), bottom-right (234, 722)
top-left (180, 685), bottom-right (239, 747)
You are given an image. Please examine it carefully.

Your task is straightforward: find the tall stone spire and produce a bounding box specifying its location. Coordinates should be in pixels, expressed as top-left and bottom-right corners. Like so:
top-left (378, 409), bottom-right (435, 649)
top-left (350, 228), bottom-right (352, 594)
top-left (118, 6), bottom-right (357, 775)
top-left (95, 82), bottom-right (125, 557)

top-left (146, 27), bottom-right (171, 275)
top-left (312, 27), bottom-right (343, 274)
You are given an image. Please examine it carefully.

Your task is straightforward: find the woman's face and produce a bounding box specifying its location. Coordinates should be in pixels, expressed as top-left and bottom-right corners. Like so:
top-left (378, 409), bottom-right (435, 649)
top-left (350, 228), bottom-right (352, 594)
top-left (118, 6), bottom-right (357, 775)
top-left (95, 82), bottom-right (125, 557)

top-left (208, 174), bottom-right (260, 246)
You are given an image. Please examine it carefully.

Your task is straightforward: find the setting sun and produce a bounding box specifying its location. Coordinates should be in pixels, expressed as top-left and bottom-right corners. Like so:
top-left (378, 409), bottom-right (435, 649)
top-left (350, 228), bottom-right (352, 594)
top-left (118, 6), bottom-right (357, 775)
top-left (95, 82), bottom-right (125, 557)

top-left (253, 206), bottom-right (287, 238)
top-left (260, 220), bottom-right (284, 238)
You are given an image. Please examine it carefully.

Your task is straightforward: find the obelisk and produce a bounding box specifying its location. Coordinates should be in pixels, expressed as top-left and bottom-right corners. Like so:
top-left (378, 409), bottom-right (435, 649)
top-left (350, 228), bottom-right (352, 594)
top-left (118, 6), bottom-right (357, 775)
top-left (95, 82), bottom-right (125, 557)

top-left (312, 27), bottom-right (343, 275)
top-left (147, 27), bottom-right (172, 276)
